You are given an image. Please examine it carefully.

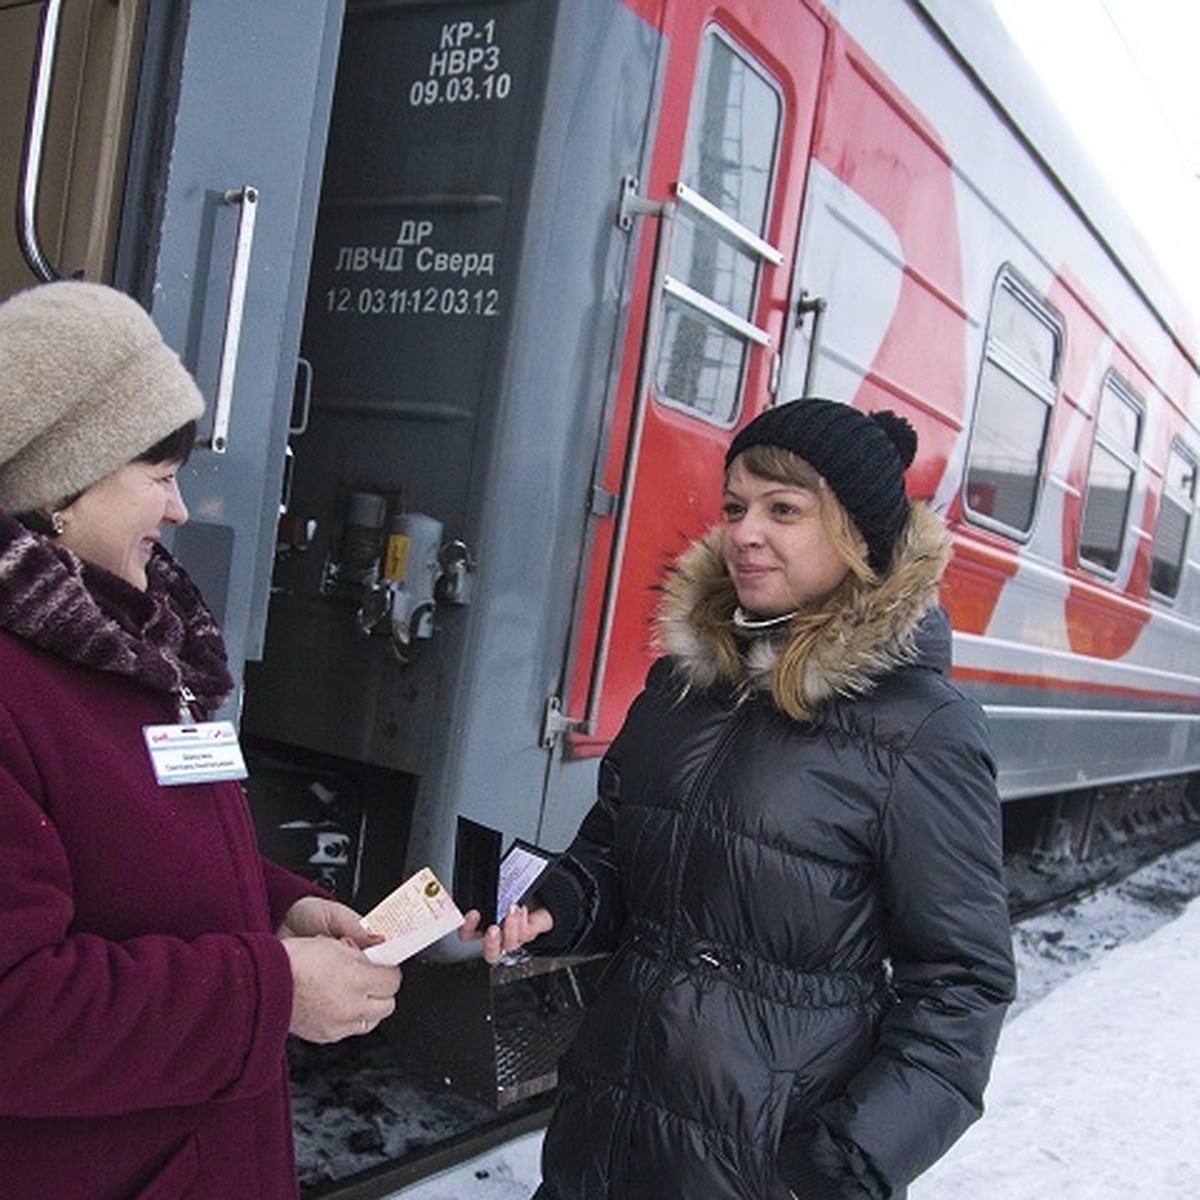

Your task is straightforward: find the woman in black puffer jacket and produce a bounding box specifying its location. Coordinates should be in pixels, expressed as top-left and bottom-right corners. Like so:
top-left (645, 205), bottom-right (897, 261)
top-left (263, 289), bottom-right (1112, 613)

top-left (463, 398), bottom-right (1016, 1199)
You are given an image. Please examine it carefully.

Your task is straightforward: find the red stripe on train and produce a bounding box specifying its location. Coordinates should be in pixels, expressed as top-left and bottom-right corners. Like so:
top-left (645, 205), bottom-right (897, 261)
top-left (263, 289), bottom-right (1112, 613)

top-left (952, 665), bottom-right (1200, 708)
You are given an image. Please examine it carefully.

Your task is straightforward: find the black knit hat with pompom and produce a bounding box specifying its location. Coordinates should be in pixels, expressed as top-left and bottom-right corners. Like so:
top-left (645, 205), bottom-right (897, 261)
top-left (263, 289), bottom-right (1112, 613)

top-left (725, 397), bottom-right (917, 573)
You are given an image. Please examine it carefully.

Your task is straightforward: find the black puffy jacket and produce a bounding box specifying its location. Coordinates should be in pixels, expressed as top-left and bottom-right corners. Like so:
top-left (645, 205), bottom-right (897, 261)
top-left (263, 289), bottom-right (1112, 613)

top-left (532, 505), bottom-right (1016, 1199)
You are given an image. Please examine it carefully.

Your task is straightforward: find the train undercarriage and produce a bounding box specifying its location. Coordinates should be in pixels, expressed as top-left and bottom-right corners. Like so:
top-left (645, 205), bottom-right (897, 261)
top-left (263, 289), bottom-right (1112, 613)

top-left (1004, 773), bottom-right (1200, 917)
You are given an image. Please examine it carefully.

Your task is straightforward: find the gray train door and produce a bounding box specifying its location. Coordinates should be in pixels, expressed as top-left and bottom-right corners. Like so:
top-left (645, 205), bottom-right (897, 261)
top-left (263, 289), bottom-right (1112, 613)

top-left (0, 0), bottom-right (345, 702)
top-left (139, 2), bottom-right (344, 695)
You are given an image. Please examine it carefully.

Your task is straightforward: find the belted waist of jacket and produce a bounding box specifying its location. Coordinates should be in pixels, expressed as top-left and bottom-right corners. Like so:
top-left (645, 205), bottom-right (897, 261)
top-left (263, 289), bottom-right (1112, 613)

top-left (623, 918), bottom-right (891, 1009)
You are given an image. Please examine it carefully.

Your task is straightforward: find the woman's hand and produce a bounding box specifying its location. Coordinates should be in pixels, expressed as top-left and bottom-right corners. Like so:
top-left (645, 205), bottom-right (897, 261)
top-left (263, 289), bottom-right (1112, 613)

top-left (276, 896), bottom-right (399, 1043)
top-left (458, 903), bottom-right (554, 964)
top-left (281, 935), bottom-right (401, 1043)
top-left (277, 894), bottom-right (382, 949)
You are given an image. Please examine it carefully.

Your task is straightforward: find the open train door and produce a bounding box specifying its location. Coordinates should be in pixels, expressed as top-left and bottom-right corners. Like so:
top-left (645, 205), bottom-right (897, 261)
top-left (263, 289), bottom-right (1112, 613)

top-left (546, 0), bottom-right (826, 836)
top-left (0, 0), bottom-right (345, 702)
top-left (129, 1), bottom-right (345, 696)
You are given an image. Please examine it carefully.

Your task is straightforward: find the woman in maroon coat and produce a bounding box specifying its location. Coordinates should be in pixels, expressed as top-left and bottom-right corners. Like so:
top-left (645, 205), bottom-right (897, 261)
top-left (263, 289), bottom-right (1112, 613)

top-left (0, 281), bottom-right (402, 1199)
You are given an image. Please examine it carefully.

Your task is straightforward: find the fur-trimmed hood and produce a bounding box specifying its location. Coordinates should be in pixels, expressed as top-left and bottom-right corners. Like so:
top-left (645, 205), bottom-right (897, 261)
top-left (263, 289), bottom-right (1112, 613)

top-left (656, 501), bottom-right (951, 717)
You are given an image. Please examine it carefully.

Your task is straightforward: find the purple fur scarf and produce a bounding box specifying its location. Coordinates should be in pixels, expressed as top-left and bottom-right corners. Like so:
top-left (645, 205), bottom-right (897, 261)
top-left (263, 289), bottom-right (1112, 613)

top-left (0, 511), bottom-right (233, 716)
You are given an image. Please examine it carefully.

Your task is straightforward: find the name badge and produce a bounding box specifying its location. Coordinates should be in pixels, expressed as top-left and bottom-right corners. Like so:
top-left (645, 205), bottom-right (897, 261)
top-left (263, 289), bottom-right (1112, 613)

top-left (143, 721), bottom-right (249, 786)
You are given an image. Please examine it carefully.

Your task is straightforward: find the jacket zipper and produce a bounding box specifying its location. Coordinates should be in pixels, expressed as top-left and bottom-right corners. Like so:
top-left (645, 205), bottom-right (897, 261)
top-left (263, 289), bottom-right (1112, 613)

top-left (607, 703), bottom-right (749, 1194)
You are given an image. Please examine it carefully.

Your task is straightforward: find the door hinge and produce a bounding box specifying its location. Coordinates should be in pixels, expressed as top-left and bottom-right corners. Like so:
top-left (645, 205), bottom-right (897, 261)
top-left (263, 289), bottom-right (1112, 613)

top-left (541, 695), bottom-right (583, 748)
top-left (590, 484), bottom-right (618, 518)
top-left (617, 175), bottom-right (667, 231)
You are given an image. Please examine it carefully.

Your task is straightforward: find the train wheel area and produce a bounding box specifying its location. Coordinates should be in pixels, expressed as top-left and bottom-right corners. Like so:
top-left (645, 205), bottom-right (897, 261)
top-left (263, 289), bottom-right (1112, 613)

top-left (1003, 774), bottom-right (1200, 918)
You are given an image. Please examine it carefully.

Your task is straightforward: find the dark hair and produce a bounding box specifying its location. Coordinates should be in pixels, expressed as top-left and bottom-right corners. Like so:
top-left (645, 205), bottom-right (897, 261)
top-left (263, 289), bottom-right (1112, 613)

top-left (135, 420), bottom-right (197, 467)
top-left (14, 509), bottom-right (56, 536)
top-left (15, 419), bottom-right (197, 535)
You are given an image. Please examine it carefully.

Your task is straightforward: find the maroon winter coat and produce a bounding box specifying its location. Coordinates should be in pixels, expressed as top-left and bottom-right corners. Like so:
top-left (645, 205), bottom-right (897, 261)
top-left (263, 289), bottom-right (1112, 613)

top-left (0, 528), bottom-right (322, 1198)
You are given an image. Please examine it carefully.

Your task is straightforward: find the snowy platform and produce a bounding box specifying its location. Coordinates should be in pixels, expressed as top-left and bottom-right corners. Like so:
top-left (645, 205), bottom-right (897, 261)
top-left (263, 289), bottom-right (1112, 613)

top-left (382, 841), bottom-right (1200, 1199)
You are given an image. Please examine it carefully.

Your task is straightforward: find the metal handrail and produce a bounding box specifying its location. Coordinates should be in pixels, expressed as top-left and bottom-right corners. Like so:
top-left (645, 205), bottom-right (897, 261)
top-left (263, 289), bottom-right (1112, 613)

top-left (795, 292), bottom-right (828, 396)
top-left (674, 182), bottom-right (783, 265)
top-left (663, 275), bottom-right (772, 346)
top-left (206, 185), bottom-right (259, 454)
top-left (575, 194), bottom-right (678, 738)
top-left (18, 0), bottom-right (65, 281)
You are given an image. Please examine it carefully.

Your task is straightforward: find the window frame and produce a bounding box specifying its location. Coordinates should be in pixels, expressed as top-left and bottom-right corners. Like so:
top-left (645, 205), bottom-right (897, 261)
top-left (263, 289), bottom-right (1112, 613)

top-left (1077, 372), bottom-right (1143, 578)
top-left (1149, 437), bottom-right (1198, 602)
top-left (963, 269), bottom-right (1064, 541)
top-left (653, 24), bottom-right (784, 428)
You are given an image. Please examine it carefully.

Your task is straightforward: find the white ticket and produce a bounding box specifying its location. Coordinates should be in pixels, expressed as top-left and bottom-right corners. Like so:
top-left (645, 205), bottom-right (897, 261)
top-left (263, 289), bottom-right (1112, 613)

top-left (360, 867), bottom-right (464, 965)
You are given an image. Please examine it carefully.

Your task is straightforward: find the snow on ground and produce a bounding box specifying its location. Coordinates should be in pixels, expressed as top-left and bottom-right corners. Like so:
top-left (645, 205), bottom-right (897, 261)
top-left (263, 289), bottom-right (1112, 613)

top-left (385, 838), bottom-right (1200, 1199)
top-left (912, 893), bottom-right (1200, 1197)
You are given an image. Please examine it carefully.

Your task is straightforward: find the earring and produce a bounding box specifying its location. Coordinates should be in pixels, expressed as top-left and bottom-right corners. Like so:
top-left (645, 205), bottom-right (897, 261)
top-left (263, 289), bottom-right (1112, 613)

top-left (50, 510), bottom-right (65, 536)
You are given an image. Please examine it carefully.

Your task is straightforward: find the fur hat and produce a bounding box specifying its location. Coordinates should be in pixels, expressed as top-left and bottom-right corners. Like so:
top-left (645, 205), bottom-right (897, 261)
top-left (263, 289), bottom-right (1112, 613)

top-left (0, 280), bottom-right (204, 513)
top-left (725, 397), bottom-right (918, 572)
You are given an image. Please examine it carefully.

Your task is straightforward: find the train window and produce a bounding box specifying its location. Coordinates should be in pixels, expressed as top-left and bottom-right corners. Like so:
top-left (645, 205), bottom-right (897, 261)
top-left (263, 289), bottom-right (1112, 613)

top-left (1079, 376), bottom-right (1142, 574)
top-left (964, 275), bottom-right (1061, 536)
top-left (1150, 440), bottom-right (1197, 599)
top-left (655, 29), bottom-right (782, 424)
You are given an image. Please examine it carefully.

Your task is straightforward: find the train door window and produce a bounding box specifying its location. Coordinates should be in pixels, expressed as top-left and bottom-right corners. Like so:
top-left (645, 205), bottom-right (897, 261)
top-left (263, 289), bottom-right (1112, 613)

top-left (1150, 440), bottom-right (1197, 599)
top-left (1, 0), bottom-right (147, 295)
top-left (964, 273), bottom-right (1061, 536)
top-left (1079, 376), bottom-right (1142, 574)
top-left (655, 29), bottom-right (782, 425)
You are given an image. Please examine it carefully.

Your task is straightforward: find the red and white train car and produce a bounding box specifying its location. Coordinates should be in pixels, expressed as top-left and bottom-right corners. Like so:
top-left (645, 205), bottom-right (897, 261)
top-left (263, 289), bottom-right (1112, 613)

top-left (3, 0), bottom-right (1199, 1106)
top-left (547, 0), bottom-right (1200, 858)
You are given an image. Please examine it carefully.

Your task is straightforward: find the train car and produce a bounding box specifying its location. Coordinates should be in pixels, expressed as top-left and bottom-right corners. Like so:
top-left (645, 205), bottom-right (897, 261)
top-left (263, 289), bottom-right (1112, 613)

top-left (4, 0), bottom-right (1200, 1126)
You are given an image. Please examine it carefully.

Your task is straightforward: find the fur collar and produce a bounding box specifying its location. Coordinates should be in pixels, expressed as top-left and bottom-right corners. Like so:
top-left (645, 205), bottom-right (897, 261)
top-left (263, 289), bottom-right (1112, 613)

top-left (0, 510), bottom-right (233, 716)
top-left (656, 502), bottom-right (951, 717)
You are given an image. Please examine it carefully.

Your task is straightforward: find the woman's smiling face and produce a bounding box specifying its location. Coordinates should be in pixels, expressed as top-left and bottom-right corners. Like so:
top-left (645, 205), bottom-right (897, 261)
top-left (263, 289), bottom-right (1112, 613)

top-left (56, 459), bottom-right (189, 591)
top-left (719, 457), bottom-right (853, 617)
